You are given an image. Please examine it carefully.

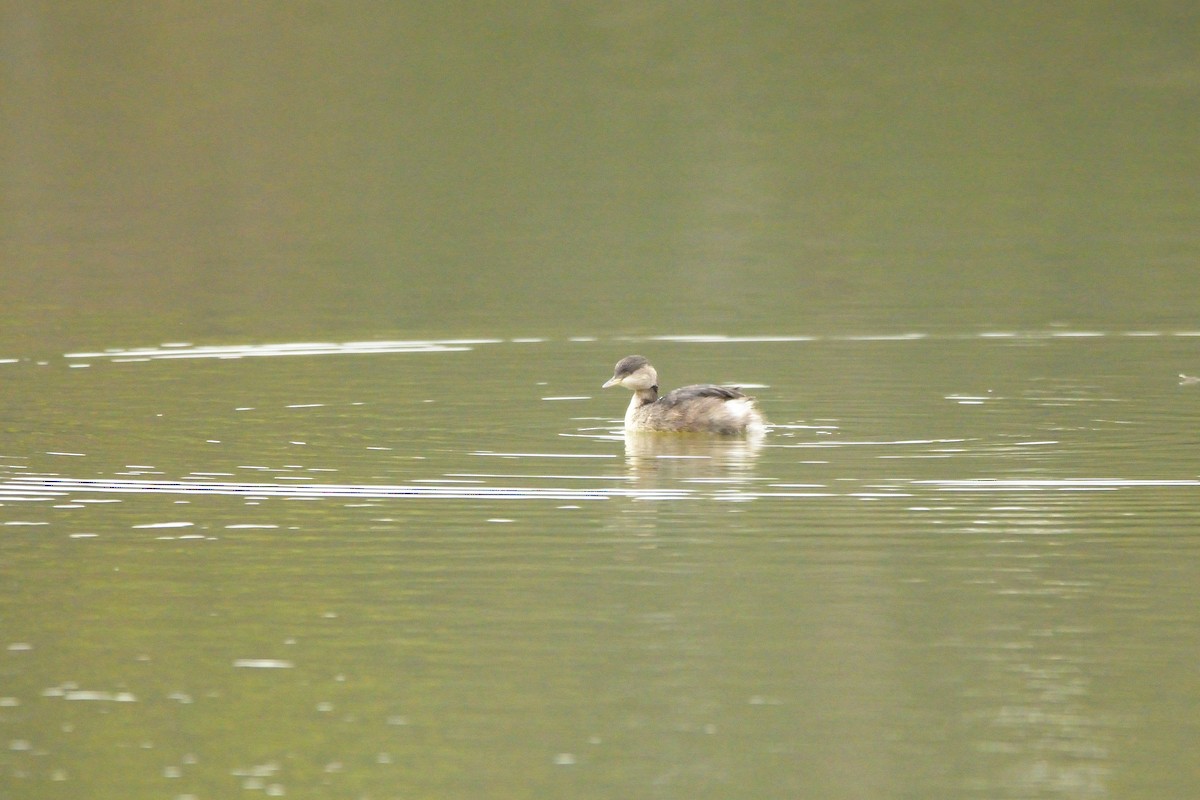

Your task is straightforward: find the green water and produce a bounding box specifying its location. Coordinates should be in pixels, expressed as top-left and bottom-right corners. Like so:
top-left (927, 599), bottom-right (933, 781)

top-left (2, 4), bottom-right (1198, 799)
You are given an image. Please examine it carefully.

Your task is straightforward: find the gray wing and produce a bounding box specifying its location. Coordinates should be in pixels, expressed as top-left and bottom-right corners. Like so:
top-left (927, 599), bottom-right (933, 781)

top-left (659, 384), bottom-right (748, 406)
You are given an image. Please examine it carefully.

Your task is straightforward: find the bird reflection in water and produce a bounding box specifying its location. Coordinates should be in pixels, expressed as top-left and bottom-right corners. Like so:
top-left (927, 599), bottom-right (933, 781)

top-left (619, 428), bottom-right (765, 487)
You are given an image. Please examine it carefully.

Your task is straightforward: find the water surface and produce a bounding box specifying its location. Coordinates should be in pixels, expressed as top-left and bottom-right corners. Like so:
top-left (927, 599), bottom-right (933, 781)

top-left (2, 2), bottom-right (1199, 798)
top-left (3, 333), bottom-right (1200, 798)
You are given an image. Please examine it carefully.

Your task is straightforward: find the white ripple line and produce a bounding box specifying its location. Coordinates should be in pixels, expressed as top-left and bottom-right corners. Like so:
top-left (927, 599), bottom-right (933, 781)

top-left (918, 478), bottom-right (1200, 489)
top-left (0, 477), bottom-right (690, 502)
top-left (63, 340), bottom-right (491, 361)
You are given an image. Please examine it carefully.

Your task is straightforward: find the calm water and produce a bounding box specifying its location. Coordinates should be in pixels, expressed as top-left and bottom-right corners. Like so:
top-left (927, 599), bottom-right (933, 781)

top-left (3, 334), bottom-right (1200, 799)
top-left (3, 4), bottom-right (1199, 799)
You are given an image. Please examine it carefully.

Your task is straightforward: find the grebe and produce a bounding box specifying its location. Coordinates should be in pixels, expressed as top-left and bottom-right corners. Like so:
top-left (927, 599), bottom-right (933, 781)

top-left (602, 355), bottom-right (766, 435)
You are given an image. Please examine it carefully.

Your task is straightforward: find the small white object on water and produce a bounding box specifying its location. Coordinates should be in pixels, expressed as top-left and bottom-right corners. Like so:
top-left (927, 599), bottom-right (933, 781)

top-left (233, 659), bottom-right (294, 670)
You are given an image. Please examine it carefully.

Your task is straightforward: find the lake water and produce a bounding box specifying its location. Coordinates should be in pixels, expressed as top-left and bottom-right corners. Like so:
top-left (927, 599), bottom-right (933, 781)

top-left (2, 4), bottom-right (1198, 800)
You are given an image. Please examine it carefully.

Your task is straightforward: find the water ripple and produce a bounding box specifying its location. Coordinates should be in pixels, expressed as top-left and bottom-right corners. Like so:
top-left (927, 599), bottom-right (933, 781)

top-left (4, 474), bottom-right (1196, 505)
top-left (0, 476), bottom-right (689, 502)
top-left (919, 478), bottom-right (1200, 490)
top-left (51, 328), bottom-right (1200, 365)
top-left (63, 339), bottom-right (492, 362)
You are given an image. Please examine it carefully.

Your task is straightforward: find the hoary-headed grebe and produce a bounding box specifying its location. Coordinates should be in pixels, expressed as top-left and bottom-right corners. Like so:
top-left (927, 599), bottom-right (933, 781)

top-left (602, 355), bottom-right (765, 435)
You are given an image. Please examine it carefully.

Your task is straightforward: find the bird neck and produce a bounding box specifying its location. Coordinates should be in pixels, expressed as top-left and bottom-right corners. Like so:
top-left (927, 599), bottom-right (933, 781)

top-left (632, 386), bottom-right (658, 406)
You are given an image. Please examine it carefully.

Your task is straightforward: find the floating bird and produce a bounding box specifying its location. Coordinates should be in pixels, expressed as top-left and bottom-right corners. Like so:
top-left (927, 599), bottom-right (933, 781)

top-left (602, 355), bottom-right (765, 435)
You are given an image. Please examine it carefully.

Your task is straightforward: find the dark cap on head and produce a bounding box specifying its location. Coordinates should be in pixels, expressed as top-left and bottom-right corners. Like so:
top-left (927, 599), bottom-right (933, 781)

top-left (612, 355), bottom-right (649, 377)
